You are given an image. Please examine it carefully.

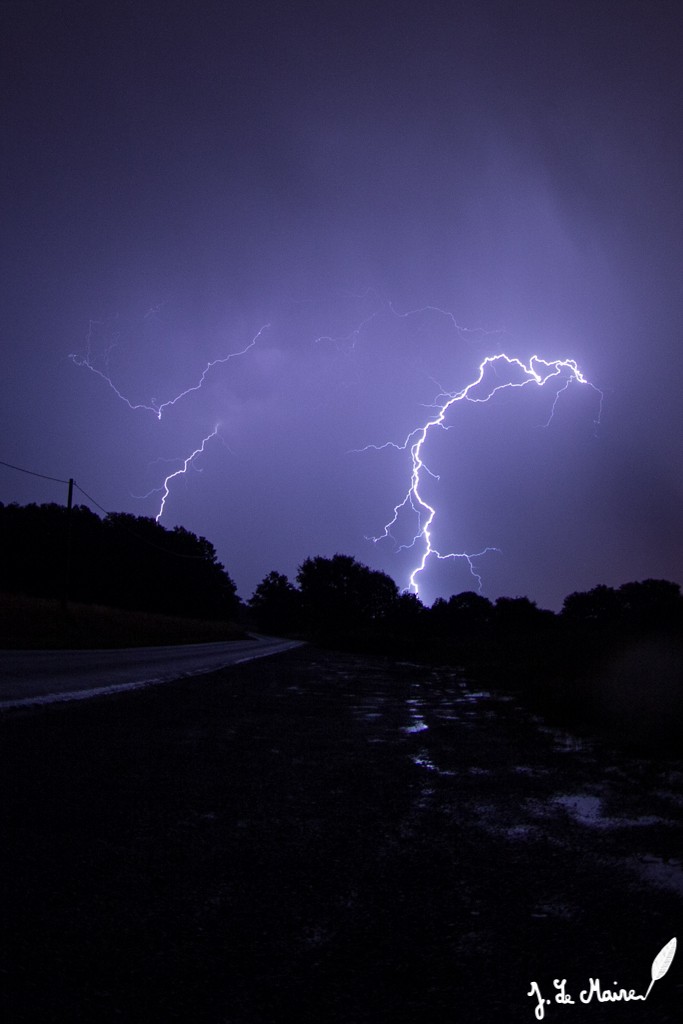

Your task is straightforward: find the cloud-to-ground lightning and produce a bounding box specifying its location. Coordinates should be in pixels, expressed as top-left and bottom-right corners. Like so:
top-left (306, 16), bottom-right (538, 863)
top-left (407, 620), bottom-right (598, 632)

top-left (70, 321), bottom-right (270, 419)
top-left (70, 315), bottom-right (269, 524)
top-left (134, 427), bottom-right (221, 521)
top-left (362, 353), bottom-right (603, 600)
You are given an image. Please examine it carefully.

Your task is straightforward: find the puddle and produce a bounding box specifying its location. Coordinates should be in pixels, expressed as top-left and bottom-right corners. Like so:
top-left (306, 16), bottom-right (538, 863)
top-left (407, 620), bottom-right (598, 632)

top-left (633, 855), bottom-right (683, 897)
top-left (531, 901), bottom-right (576, 921)
top-left (456, 690), bottom-right (492, 703)
top-left (412, 752), bottom-right (438, 771)
top-left (411, 750), bottom-right (456, 776)
top-left (554, 794), bottom-right (603, 825)
top-left (404, 719), bottom-right (429, 734)
top-left (538, 724), bottom-right (591, 754)
top-left (552, 794), bottom-right (670, 830)
top-left (514, 765), bottom-right (549, 777)
top-left (505, 824), bottom-right (541, 840)
top-left (655, 789), bottom-right (683, 810)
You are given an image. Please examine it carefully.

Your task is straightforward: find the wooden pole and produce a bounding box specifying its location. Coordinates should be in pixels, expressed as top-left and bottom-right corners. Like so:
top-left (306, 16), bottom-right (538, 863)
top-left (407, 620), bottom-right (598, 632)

top-left (63, 478), bottom-right (74, 611)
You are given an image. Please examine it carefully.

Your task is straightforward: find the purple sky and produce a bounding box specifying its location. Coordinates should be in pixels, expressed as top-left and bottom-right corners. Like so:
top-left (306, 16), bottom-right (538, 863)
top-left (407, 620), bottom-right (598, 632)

top-left (2, 1), bottom-right (681, 611)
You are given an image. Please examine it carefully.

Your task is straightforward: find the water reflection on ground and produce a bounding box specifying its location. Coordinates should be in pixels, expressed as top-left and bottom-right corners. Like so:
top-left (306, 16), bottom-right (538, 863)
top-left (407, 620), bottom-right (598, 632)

top-left (349, 660), bottom-right (683, 906)
top-left (4, 646), bottom-right (681, 1023)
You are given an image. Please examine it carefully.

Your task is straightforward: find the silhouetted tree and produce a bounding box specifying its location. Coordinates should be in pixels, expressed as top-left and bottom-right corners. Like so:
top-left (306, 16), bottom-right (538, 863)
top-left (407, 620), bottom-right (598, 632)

top-left (617, 578), bottom-right (682, 632)
top-left (493, 596), bottom-right (553, 632)
top-left (561, 579), bottom-right (681, 637)
top-left (430, 591), bottom-right (494, 639)
top-left (0, 501), bottom-right (239, 621)
top-left (561, 584), bottom-right (622, 630)
top-left (297, 554), bottom-right (399, 635)
top-left (249, 571), bottom-right (302, 633)
top-left (385, 591), bottom-right (426, 633)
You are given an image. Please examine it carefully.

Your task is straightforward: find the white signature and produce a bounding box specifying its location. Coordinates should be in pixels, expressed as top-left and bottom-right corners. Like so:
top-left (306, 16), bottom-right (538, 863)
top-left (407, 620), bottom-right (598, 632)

top-left (527, 937), bottom-right (676, 1020)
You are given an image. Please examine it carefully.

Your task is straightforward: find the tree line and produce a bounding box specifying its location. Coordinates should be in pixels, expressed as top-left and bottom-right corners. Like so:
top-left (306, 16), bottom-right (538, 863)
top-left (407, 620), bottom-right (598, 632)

top-left (248, 552), bottom-right (681, 650)
top-left (248, 555), bottom-right (682, 752)
top-left (3, 502), bottom-right (680, 650)
top-left (0, 501), bottom-right (240, 621)
top-left (3, 501), bottom-right (680, 748)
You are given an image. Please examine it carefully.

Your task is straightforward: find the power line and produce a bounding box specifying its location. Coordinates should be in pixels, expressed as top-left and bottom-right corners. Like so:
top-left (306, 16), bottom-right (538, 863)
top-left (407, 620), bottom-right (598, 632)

top-left (2, 458), bottom-right (208, 561)
top-left (72, 481), bottom-right (111, 517)
top-left (0, 458), bottom-right (69, 485)
top-left (72, 486), bottom-right (208, 562)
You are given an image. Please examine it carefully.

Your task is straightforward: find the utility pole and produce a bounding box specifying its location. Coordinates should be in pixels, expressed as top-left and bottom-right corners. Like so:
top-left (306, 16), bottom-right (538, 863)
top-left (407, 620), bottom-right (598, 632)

top-left (63, 477), bottom-right (74, 611)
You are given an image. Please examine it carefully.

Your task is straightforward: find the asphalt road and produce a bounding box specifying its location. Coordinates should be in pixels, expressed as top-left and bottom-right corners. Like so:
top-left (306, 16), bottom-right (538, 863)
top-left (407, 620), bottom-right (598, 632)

top-left (0, 635), bottom-right (303, 707)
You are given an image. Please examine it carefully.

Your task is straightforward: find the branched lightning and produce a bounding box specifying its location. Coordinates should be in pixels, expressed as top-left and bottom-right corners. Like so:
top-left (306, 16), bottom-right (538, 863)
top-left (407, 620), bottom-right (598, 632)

top-left (386, 300), bottom-right (504, 340)
top-left (134, 427), bottom-right (221, 522)
top-left (70, 322), bottom-right (270, 419)
top-left (69, 297), bottom-right (603, 604)
top-left (70, 314), bottom-right (268, 522)
top-left (361, 353), bottom-right (603, 599)
top-left (312, 293), bottom-right (503, 349)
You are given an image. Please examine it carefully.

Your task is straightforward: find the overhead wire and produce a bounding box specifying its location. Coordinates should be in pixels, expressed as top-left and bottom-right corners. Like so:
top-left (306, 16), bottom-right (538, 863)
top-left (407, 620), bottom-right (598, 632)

top-left (0, 458), bottom-right (70, 485)
top-left (1, 457), bottom-right (209, 561)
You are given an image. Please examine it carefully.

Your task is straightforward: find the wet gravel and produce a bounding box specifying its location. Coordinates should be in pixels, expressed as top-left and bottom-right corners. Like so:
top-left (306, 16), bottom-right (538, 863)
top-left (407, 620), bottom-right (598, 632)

top-left (1, 646), bottom-right (681, 1022)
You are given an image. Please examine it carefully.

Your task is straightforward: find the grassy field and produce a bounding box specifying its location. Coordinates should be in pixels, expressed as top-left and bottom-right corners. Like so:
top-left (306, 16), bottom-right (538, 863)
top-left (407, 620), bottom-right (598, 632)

top-left (0, 592), bottom-right (245, 649)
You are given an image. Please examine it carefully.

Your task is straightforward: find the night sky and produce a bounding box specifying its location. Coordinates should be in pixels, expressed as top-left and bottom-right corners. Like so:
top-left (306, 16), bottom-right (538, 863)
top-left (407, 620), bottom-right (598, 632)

top-left (2, 0), bottom-right (681, 611)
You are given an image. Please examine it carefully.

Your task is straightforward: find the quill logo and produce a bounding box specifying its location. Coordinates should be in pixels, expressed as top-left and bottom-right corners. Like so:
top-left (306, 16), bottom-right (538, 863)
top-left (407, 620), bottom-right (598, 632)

top-left (527, 937), bottom-right (677, 1020)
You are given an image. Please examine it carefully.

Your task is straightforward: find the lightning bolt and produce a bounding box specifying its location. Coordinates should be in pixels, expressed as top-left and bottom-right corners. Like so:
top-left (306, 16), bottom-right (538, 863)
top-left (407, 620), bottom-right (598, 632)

top-left (312, 291), bottom-right (503, 349)
top-left (70, 321), bottom-right (270, 419)
top-left (133, 427), bottom-right (221, 522)
top-left (361, 353), bottom-right (603, 600)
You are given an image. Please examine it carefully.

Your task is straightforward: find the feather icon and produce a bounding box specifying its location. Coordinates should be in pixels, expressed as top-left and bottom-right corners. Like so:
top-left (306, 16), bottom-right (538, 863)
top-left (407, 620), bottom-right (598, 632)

top-left (645, 937), bottom-right (677, 999)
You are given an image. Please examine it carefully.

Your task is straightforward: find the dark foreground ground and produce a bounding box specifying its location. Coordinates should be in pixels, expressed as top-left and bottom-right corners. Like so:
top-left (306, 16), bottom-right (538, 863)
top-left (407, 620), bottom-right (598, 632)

top-left (0, 592), bottom-right (245, 649)
top-left (1, 647), bottom-right (681, 1023)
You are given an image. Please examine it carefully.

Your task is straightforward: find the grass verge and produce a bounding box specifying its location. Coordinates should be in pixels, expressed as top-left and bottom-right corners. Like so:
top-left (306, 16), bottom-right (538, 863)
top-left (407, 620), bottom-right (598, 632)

top-left (0, 592), bottom-right (245, 649)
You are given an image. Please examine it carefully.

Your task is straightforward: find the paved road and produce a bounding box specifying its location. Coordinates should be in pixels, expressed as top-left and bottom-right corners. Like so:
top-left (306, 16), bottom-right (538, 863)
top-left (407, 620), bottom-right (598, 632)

top-left (0, 635), bottom-right (304, 708)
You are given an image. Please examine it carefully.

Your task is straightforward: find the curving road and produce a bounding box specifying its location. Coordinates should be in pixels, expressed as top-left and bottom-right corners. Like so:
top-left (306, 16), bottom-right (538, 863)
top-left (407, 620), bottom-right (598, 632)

top-left (0, 635), bottom-right (304, 709)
